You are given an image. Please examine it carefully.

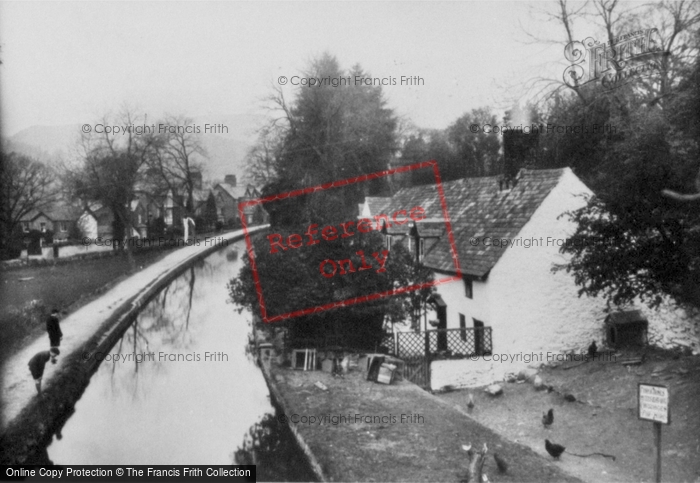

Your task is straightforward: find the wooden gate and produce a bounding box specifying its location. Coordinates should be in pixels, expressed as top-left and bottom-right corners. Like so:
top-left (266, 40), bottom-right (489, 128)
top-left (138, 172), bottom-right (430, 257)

top-left (402, 356), bottom-right (431, 390)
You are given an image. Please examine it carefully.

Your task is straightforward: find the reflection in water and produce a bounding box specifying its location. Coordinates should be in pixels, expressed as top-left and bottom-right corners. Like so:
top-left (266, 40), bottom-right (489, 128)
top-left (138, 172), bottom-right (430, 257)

top-left (234, 411), bottom-right (318, 482)
top-left (47, 245), bottom-right (277, 464)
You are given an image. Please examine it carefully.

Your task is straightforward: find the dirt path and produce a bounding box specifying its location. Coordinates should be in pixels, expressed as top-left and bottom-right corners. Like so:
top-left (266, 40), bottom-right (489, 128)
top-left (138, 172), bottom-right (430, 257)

top-left (438, 351), bottom-right (700, 483)
top-left (269, 366), bottom-right (583, 482)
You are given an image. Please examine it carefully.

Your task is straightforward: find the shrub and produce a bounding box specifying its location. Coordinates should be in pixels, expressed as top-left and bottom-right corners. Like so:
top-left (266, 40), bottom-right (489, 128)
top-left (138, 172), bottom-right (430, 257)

top-left (1, 225), bottom-right (25, 260)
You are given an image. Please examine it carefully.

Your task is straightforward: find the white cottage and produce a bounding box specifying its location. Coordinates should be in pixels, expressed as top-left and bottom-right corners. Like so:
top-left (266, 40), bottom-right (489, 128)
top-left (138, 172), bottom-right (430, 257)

top-left (363, 168), bottom-right (608, 388)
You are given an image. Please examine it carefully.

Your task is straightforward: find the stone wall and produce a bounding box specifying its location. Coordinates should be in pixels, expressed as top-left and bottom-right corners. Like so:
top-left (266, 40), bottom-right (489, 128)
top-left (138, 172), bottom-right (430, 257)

top-left (640, 299), bottom-right (700, 355)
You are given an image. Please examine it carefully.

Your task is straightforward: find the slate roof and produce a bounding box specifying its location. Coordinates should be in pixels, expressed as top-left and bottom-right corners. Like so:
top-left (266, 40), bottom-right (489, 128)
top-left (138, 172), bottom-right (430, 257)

top-left (22, 205), bottom-right (83, 222)
top-left (363, 197), bottom-right (391, 216)
top-left (215, 183), bottom-right (259, 200)
top-left (375, 168), bottom-right (567, 278)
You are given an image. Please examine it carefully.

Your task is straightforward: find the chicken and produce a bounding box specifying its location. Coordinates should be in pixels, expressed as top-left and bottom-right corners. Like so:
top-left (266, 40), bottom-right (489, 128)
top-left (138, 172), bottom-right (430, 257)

top-left (467, 393), bottom-right (475, 410)
top-left (587, 340), bottom-right (598, 358)
top-left (493, 453), bottom-right (508, 474)
top-left (545, 439), bottom-right (565, 459)
top-left (542, 408), bottom-right (553, 428)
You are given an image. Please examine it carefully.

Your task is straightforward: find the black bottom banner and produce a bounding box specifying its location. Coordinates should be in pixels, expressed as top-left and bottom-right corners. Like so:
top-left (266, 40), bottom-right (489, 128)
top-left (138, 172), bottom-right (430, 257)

top-left (1, 466), bottom-right (256, 482)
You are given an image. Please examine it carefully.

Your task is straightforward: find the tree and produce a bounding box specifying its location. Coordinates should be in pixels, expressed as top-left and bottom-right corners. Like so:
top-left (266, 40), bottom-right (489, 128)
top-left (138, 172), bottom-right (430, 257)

top-left (233, 54), bottom-right (433, 346)
top-left (229, 230), bottom-right (433, 349)
top-left (447, 108), bottom-right (501, 177)
top-left (557, 26), bottom-right (700, 310)
top-left (259, 53), bottom-right (398, 223)
top-left (244, 125), bottom-right (282, 187)
top-left (203, 191), bottom-right (218, 232)
top-left (400, 130), bottom-right (462, 186)
top-left (558, 103), bottom-right (700, 309)
top-left (67, 109), bottom-right (156, 250)
top-left (1, 152), bottom-right (59, 258)
top-left (148, 115), bottom-right (206, 217)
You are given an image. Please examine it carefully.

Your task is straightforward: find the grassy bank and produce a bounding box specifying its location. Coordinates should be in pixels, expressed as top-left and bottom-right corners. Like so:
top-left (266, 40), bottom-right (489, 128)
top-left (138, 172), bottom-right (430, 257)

top-left (0, 249), bottom-right (168, 366)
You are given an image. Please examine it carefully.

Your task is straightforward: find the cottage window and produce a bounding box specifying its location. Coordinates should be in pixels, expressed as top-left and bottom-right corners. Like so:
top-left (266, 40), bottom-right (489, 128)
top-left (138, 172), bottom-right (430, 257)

top-left (464, 278), bottom-right (473, 299)
top-left (459, 313), bottom-right (467, 341)
top-left (60, 222), bottom-right (67, 232)
top-left (40, 222), bottom-right (46, 233)
top-left (22, 222), bottom-right (30, 232)
top-left (419, 238), bottom-right (425, 262)
top-left (385, 234), bottom-right (393, 250)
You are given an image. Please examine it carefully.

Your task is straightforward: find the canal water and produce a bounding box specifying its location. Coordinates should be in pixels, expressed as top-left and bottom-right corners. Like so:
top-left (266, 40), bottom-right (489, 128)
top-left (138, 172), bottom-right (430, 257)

top-left (47, 242), bottom-right (316, 481)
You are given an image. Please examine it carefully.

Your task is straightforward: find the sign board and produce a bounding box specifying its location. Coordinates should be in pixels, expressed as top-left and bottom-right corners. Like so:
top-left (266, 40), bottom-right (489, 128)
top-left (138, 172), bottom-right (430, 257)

top-left (638, 383), bottom-right (670, 424)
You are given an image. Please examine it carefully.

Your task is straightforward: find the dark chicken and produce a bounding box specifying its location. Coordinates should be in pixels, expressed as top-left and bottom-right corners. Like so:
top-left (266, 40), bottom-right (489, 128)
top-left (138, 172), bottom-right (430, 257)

top-left (545, 439), bottom-right (565, 459)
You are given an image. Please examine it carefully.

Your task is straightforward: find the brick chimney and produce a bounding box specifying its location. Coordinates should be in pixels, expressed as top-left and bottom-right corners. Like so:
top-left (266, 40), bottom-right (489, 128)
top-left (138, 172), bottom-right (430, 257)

top-left (224, 174), bottom-right (237, 186)
top-left (503, 129), bottom-right (539, 185)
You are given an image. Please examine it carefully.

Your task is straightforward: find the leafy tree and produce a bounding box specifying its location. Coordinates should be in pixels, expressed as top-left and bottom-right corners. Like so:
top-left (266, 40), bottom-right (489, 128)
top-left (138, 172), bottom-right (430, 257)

top-left (258, 53), bottom-right (398, 223)
top-left (558, 92), bottom-right (700, 309)
top-left (447, 107), bottom-right (501, 177)
top-left (229, 230), bottom-right (433, 349)
top-left (400, 130), bottom-right (462, 186)
top-left (232, 54), bottom-right (439, 346)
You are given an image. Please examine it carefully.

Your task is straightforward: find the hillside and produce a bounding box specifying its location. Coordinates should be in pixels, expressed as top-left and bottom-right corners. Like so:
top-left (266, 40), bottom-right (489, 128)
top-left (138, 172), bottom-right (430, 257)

top-left (4, 111), bottom-right (267, 184)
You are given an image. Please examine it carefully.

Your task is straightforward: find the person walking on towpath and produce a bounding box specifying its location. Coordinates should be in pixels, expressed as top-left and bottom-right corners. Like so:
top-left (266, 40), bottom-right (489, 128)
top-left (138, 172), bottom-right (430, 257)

top-left (46, 308), bottom-right (62, 349)
top-left (28, 348), bottom-right (59, 395)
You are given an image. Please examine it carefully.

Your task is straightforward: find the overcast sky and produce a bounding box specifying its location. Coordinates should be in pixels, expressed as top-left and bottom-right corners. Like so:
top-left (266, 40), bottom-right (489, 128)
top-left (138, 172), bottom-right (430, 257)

top-left (0, 1), bottom-right (609, 138)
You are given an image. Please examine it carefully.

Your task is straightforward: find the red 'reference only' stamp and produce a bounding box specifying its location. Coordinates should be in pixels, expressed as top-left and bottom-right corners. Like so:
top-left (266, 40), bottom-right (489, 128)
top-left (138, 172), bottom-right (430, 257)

top-left (238, 160), bottom-right (462, 323)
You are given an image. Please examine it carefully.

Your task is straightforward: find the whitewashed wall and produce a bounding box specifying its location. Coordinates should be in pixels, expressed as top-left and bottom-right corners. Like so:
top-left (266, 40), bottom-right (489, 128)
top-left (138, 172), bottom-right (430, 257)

top-left (431, 169), bottom-right (609, 389)
top-left (440, 275), bottom-right (490, 331)
top-left (431, 358), bottom-right (498, 389)
top-left (78, 213), bottom-right (98, 239)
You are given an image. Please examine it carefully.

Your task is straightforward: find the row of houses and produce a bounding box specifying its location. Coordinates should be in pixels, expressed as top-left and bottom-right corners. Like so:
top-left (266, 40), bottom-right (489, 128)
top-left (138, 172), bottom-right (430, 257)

top-left (19, 174), bottom-right (268, 242)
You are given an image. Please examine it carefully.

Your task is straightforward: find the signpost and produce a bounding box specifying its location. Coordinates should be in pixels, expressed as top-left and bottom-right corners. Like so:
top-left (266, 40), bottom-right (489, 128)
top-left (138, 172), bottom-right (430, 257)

top-left (638, 383), bottom-right (670, 483)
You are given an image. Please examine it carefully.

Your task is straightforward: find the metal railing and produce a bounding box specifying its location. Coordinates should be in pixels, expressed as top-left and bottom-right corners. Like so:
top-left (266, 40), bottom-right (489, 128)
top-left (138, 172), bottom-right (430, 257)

top-left (396, 327), bottom-right (493, 359)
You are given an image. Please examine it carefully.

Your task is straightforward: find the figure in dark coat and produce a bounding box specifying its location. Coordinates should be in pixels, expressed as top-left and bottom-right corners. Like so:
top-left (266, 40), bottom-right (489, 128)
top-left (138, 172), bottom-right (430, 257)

top-left (28, 348), bottom-right (59, 394)
top-left (46, 309), bottom-right (62, 348)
